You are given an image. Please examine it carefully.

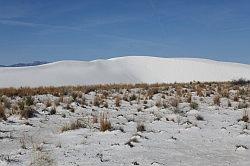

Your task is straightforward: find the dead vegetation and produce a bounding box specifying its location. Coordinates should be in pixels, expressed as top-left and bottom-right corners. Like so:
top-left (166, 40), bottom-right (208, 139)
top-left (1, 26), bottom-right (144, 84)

top-left (0, 104), bottom-right (7, 121)
top-left (100, 113), bottom-right (112, 132)
top-left (61, 118), bottom-right (90, 132)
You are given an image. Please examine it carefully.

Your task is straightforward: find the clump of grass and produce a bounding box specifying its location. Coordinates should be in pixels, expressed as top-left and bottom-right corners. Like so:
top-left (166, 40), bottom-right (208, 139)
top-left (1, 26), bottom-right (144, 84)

top-left (187, 94), bottom-right (192, 103)
top-left (137, 123), bottom-right (146, 132)
top-left (2, 97), bottom-right (11, 109)
top-left (115, 96), bottom-right (121, 107)
top-left (100, 113), bottom-right (112, 132)
top-left (213, 95), bottom-right (220, 106)
top-left (103, 102), bottom-right (109, 108)
top-left (238, 101), bottom-right (248, 109)
top-left (170, 98), bottom-right (179, 108)
top-left (234, 95), bottom-right (239, 102)
top-left (196, 87), bottom-right (204, 97)
top-left (0, 104), bottom-right (7, 121)
top-left (137, 107), bottom-right (142, 112)
top-left (93, 96), bottom-right (101, 107)
top-left (20, 134), bottom-right (27, 149)
top-left (190, 102), bottom-right (199, 110)
top-left (30, 150), bottom-right (55, 166)
top-left (92, 115), bottom-right (98, 123)
top-left (239, 110), bottom-right (249, 122)
top-left (221, 89), bottom-right (229, 98)
top-left (155, 100), bottom-right (162, 107)
top-left (130, 94), bottom-right (137, 101)
top-left (50, 107), bottom-right (56, 115)
top-left (61, 119), bottom-right (88, 132)
top-left (45, 100), bottom-right (52, 107)
top-left (20, 106), bottom-right (36, 119)
top-left (18, 100), bottom-right (25, 111)
top-left (71, 92), bottom-right (78, 101)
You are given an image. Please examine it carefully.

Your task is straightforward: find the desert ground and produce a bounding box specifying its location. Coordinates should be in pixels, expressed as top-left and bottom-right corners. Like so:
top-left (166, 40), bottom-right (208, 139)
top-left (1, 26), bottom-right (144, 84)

top-left (0, 80), bottom-right (249, 166)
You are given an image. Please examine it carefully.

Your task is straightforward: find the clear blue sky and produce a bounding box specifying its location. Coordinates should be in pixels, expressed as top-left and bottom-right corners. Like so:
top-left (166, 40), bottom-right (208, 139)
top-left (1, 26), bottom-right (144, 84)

top-left (0, 0), bottom-right (250, 65)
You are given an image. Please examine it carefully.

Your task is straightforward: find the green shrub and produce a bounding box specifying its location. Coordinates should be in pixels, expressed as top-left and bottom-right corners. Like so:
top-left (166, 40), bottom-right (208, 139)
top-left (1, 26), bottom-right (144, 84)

top-left (190, 102), bottom-right (199, 110)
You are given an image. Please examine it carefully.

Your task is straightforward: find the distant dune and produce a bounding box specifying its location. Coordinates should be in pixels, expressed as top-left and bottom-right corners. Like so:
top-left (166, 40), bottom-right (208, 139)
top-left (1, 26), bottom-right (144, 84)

top-left (0, 56), bottom-right (249, 88)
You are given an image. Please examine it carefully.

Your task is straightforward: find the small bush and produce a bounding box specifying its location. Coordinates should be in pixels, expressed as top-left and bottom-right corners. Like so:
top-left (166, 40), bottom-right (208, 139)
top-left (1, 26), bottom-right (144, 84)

top-left (190, 102), bottom-right (199, 110)
top-left (25, 96), bottom-right (34, 106)
top-left (100, 113), bottom-right (112, 132)
top-left (18, 100), bottom-right (25, 110)
top-left (0, 104), bottom-right (7, 121)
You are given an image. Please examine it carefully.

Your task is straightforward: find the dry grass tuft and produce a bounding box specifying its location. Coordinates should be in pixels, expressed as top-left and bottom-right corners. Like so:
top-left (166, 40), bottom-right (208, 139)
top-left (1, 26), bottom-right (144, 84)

top-left (115, 96), bottom-right (121, 107)
top-left (61, 119), bottom-right (88, 132)
top-left (0, 104), bottom-right (7, 121)
top-left (93, 96), bottom-right (101, 107)
top-left (213, 95), bottom-right (221, 106)
top-left (100, 113), bottom-right (112, 132)
top-left (20, 106), bottom-right (36, 119)
top-left (137, 123), bottom-right (146, 132)
top-left (170, 97), bottom-right (179, 108)
top-left (240, 110), bottom-right (249, 122)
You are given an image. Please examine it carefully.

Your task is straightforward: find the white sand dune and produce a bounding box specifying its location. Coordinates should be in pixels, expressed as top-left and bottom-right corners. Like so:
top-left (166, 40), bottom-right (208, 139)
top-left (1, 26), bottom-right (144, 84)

top-left (0, 56), bottom-right (249, 88)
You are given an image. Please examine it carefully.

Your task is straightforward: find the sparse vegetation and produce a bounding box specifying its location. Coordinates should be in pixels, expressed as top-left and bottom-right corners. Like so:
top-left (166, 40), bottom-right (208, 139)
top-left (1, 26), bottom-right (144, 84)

top-left (0, 81), bottom-right (249, 165)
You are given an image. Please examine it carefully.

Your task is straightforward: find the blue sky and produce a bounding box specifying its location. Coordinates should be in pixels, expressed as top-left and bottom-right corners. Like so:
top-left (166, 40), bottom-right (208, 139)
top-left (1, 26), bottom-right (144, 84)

top-left (0, 0), bottom-right (250, 65)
